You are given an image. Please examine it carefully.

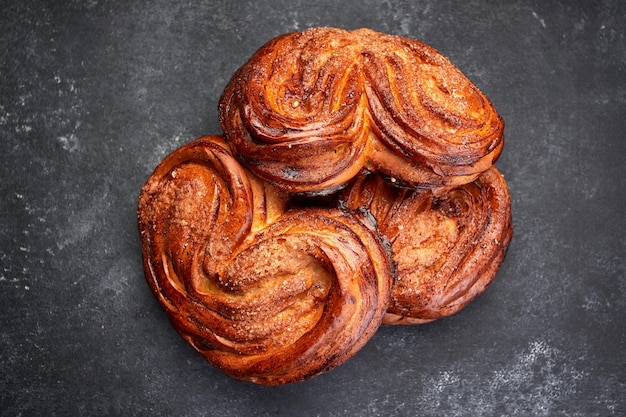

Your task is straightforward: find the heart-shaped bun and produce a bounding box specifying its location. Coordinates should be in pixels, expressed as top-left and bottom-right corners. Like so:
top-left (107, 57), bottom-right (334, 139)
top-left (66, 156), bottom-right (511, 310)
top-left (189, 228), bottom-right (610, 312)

top-left (138, 136), bottom-right (394, 385)
top-left (219, 27), bottom-right (503, 193)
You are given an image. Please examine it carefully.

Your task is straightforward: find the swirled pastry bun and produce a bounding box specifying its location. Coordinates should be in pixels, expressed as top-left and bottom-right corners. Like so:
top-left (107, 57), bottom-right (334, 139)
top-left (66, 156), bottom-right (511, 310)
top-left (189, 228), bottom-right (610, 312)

top-left (341, 166), bottom-right (512, 324)
top-left (137, 135), bottom-right (394, 385)
top-left (219, 27), bottom-right (504, 194)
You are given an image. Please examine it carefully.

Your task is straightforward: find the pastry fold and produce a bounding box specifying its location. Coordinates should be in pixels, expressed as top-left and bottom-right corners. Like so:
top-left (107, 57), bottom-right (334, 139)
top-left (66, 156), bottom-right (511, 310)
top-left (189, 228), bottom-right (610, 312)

top-left (219, 27), bottom-right (503, 193)
top-left (137, 135), bottom-right (394, 385)
top-left (340, 166), bottom-right (513, 324)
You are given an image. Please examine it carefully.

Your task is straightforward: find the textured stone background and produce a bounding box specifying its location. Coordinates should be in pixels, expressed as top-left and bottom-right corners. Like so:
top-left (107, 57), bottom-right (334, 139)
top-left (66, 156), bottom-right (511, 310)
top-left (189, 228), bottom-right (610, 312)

top-left (1, 1), bottom-right (624, 416)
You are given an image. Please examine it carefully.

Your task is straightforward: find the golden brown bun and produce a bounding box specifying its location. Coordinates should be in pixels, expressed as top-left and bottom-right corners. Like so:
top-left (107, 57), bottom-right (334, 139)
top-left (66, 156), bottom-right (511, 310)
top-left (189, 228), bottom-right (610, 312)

top-left (340, 166), bottom-right (513, 324)
top-left (137, 135), bottom-right (394, 385)
top-left (219, 27), bottom-right (504, 193)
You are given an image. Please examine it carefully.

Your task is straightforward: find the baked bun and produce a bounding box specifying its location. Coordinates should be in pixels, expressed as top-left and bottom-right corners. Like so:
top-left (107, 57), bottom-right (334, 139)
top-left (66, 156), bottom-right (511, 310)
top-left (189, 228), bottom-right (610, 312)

top-left (137, 135), bottom-right (394, 385)
top-left (219, 27), bottom-right (503, 193)
top-left (138, 27), bottom-right (512, 385)
top-left (340, 166), bottom-right (513, 324)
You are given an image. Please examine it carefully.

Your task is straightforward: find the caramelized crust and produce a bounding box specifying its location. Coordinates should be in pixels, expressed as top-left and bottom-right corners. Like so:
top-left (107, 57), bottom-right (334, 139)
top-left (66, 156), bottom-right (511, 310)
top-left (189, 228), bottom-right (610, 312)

top-left (219, 27), bottom-right (504, 193)
top-left (137, 135), bottom-right (394, 385)
top-left (341, 166), bottom-right (513, 324)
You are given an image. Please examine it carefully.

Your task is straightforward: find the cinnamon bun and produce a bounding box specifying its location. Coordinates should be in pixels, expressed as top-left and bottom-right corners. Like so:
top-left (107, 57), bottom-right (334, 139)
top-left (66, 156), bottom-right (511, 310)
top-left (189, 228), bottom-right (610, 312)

top-left (341, 166), bottom-right (512, 324)
top-left (137, 135), bottom-right (394, 384)
top-left (219, 27), bottom-right (503, 193)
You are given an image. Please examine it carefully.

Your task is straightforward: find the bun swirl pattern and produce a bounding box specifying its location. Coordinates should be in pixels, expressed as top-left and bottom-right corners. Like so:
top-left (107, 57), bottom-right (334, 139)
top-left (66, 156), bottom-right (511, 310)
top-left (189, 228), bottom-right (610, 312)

top-left (219, 27), bottom-right (504, 193)
top-left (340, 166), bottom-right (513, 324)
top-left (137, 135), bottom-right (394, 385)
